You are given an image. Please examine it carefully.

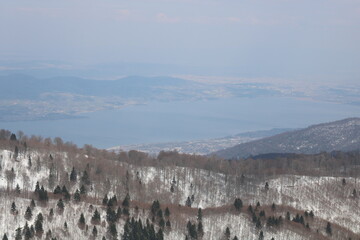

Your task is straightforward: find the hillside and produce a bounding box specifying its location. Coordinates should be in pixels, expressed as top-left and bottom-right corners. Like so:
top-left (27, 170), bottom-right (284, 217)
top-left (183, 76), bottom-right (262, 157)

top-left (214, 118), bottom-right (360, 159)
top-left (0, 130), bottom-right (359, 239)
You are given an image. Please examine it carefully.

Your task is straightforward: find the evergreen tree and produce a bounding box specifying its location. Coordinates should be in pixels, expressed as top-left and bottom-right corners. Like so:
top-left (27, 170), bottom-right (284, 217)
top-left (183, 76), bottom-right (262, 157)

top-left (53, 185), bottom-right (62, 194)
top-left (107, 223), bottom-right (117, 240)
top-left (165, 207), bottom-right (170, 218)
top-left (197, 208), bottom-right (202, 222)
top-left (15, 184), bottom-right (20, 194)
top-left (92, 226), bottom-right (98, 237)
top-left (79, 213), bottom-right (86, 226)
top-left (265, 182), bottom-right (269, 190)
top-left (157, 228), bottom-right (164, 240)
top-left (122, 193), bottom-right (130, 208)
top-left (116, 207), bottom-right (122, 219)
top-left (15, 228), bottom-right (22, 240)
top-left (30, 199), bottom-right (36, 209)
top-left (57, 199), bottom-right (65, 211)
top-left (2, 234), bottom-right (8, 240)
top-left (35, 182), bottom-right (40, 193)
top-left (286, 212), bottom-right (290, 220)
top-left (64, 221), bottom-right (68, 230)
top-left (106, 206), bottom-right (117, 223)
top-left (27, 156), bottom-right (32, 169)
top-left (92, 208), bottom-right (101, 223)
top-left (225, 227), bottom-right (231, 240)
top-left (259, 230), bottom-right (264, 240)
top-left (74, 189), bottom-right (81, 202)
top-left (70, 167), bottom-right (77, 181)
top-left (166, 220), bottom-right (171, 229)
top-left (197, 221), bottom-right (204, 236)
top-left (11, 201), bottom-right (17, 214)
top-left (81, 170), bottom-right (90, 185)
top-left (185, 197), bottom-right (192, 207)
top-left (103, 194), bottom-right (109, 205)
top-left (271, 203), bottom-right (276, 211)
top-left (151, 200), bottom-right (161, 215)
top-left (234, 198), bottom-right (243, 211)
top-left (35, 215), bottom-right (43, 234)
top-left (309, 211), bottom-right (314, 218)
top-left (80, 184), bottom-right (86, 195)
top-left (49, 208), bottom-right (54, 220)
top-left (25, 206), bottom-right (32, 220)
top-left (326, 222), bottom-right (332, 235)
top-left (233, 236), bottom-right (239, 240)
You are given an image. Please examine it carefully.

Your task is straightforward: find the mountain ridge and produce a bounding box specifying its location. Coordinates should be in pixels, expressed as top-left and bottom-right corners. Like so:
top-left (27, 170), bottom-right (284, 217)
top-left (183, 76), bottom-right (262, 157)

top-left (214, 117), bottom-right (360, 159)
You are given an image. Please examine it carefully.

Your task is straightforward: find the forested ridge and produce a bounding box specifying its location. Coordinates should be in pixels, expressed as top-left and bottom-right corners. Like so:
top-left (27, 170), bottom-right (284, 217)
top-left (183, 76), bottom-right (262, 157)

top-left (0, 129), bottom-right (359, 239)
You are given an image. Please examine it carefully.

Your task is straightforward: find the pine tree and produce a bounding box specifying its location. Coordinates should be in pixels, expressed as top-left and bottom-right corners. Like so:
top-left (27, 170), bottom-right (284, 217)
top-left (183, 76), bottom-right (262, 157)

top-left (35, 182), bottom-right (40, 193)
top-left (35, 215), bottom-right (43, 234)
top-left (11, 201), bottom-right (17, 214)
top-left (234, 198), bottom-right (243, 211)
top-left (271, 203), bottom-right (276, 211)
top-left (64, 221), bottom-right (68, 230)
top-left (157, 228), bottom-right (164, 240)
top-left (74, 189), bottom-right (81, 202)
top-left (259, 230), bottom-right (264, 240)
top-left (106, 206), bottom-right (117, 223)
top-left (92, 209), bottom-right (101, 223)
top-left (79, 213), bottom-right (86, 226)
top-left (165, 207), bottom-right (170, 218)
top-left (197, 221), bottom-right (204, 236)
top-left (80, 184), bottom-right (86, 194)
top-left (225, 227), bottom-right (231, 240)
top-left (30, 199), bottom-right (36, 209)
top-left (107, 223), bottom-right (117, 240)
top-left (27, 156), bottom-right (32, 169)
top-left (197, 208), bottom-right (202, 222)
top-left (70, 167), bottom-right (77, 181)
top-left (15, 228), bottom-right (22, 240)
top-left (151, 200), bottom-right (161, 215)
top-left (2, 234), bottom-right (8, 240)
top-left (326, 222), bottom-right (332, 235)
top-left (166, 220), bottom-right (171, 229)
top-left (53, 185), bottom-right (62, 194)
top-left (81, 170), bottom-right (90, 185)
top-left (185, 197), bottom-right (192, 207)
top-left (57, 199), bottom-right (65, 211)
top-left (15, 184), bottom-right (20, 194)
top-left (49, 208), bottom-right (54, 220)
top-left (25, 206), bottom-right (32, 220)
top-left (233, 237), bottom-right (239, 240)
top-left (103, 194), bottom-right (109, 205)
top-left (92, 226), bottom-right (98, 237)
top-left (122, 193), bottom-right (130, 208)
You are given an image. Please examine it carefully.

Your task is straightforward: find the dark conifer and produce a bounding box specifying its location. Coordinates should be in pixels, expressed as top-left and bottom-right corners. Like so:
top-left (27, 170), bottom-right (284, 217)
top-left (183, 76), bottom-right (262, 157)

top-left (74, 189), bottom-right (81, 202)
top-left (25, 206), bottom-right (32, 220)
top-left (70, 167), bottom-right (77, 181)
top-left (234, 198), bottom-right (243, 211)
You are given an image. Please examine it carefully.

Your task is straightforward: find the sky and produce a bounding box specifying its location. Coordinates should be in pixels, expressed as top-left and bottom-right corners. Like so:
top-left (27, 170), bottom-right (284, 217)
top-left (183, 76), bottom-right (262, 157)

top-left (1, 0), bottom-right (360, 81)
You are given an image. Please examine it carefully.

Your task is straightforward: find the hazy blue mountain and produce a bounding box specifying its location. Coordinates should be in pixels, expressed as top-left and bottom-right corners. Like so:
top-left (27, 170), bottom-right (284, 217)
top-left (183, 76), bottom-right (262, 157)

top-left (214, 118), bottom-right (360, 159)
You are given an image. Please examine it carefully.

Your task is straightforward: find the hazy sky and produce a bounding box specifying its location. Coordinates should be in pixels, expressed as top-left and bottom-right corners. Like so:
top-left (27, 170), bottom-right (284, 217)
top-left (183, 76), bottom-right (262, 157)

top-left (1, 0), bottom-right (360, 80)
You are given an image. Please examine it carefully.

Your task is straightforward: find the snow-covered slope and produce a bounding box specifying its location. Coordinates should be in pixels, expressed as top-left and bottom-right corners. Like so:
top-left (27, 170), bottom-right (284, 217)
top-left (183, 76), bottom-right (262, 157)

top-left (0, 146), bottom-right (359, 239)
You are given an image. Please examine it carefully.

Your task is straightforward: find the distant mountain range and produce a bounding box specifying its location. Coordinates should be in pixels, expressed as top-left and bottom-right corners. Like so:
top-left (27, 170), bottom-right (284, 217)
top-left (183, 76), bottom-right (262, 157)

top-left (109, 128), bottom-right (291, 155)
top-left (214, 118), bottom-right (360, 159)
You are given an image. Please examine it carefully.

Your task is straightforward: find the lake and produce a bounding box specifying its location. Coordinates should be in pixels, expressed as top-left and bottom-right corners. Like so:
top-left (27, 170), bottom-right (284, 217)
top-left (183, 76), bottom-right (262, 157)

top-left (1, 97), bottom-right (360, 148)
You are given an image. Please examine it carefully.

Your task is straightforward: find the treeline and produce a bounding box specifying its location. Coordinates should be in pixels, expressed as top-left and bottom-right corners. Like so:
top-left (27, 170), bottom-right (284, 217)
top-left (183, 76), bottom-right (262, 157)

top-left (2, 129), bottom-right (360, 179)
